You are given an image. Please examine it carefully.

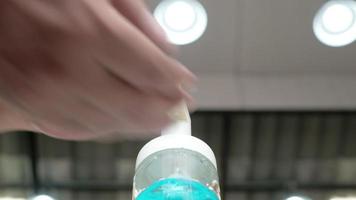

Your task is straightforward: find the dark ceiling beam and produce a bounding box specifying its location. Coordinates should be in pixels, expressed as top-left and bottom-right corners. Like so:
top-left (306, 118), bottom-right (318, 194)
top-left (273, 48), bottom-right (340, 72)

top-left (220, 113), bottom-right (232, 200)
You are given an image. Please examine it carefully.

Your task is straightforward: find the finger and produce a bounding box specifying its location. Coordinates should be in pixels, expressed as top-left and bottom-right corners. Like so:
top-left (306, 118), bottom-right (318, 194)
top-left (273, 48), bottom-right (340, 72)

top-left (52, 57), bottom-right (176, 135)
top-left (87, 1), bottom-right (196, 99)
top-left (110, 0), bottom-right (175, 54)
top-left (73, 66), bottom-right (178, 133)
top-left (100, 54), bottom-right (196, 100)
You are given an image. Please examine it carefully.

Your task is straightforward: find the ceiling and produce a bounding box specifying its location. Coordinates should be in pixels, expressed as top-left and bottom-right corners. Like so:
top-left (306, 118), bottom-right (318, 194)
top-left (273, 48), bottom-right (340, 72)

top-left (147, 0), bottom-right (356, 110)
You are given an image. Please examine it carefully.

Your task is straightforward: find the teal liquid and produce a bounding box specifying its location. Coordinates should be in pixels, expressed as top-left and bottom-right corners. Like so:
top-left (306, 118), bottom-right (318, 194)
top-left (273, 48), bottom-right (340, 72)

top-left (136, 178), bottom-right (219, 200)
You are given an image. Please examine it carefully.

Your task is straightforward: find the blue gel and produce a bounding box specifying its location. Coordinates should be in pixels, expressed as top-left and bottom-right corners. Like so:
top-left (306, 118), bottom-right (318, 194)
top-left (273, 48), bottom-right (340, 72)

top-left (136, 178), bottom-right (219, 200)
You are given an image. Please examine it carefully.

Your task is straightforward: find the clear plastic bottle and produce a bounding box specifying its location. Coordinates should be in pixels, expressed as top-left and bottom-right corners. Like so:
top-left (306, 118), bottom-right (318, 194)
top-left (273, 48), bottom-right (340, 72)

top-left (132, 133), bottom-right (221, 200)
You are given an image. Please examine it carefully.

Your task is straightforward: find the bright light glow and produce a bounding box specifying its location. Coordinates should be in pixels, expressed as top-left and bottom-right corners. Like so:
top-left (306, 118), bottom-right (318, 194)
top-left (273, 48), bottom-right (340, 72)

top-left (154, 0), bottom-right (208, 45)
top-left (313, 0), bottom-right (356, 47)
top-left (322, 4), bottom-right (354, 33)
top-left (31, 195), bottom-right (55, 200)
top-left (164, 1), bottom-right (197, 31)
top-left (330, 197), bottom-right (356, 200)
top-left (286, 196), bottom-right (307, 200)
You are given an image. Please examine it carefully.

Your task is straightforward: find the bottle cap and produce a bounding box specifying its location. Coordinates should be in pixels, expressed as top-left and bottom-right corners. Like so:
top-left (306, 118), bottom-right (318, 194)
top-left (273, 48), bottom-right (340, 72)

top-left (135, 134), bottom-right (217, 170)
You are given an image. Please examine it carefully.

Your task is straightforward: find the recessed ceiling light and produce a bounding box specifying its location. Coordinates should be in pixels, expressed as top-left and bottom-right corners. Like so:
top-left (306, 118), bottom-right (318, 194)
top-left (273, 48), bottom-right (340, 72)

top-left (31, 195), bottom-right (55, 200)
top-left (313, 0), bottom-right (356, 47)
top-left (154, 0), bottom-right (208, 45)
top-left (286, 196), bottom-right (308, 200)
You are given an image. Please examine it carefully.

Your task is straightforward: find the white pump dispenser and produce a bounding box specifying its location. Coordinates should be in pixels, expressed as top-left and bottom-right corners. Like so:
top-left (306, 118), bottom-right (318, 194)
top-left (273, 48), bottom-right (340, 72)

top-left (133, 103), bottom-right (221, 200)
top-left (135, 103), bottom-right (217, 169)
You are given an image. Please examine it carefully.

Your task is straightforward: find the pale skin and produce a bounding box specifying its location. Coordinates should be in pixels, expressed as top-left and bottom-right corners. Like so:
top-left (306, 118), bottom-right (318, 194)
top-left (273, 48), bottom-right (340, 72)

top-left (0, 0), bottom-right (196, 140)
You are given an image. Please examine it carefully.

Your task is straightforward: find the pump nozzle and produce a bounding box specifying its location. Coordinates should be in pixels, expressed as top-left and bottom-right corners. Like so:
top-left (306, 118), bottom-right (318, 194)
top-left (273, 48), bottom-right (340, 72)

top-left (135, 102), bottom-right (218, 170)
top-left (162, 102), bottom-right (191, 136)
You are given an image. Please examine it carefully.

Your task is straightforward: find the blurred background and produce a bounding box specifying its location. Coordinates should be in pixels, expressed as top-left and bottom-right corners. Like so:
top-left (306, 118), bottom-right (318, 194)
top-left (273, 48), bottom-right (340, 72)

top-left (1, 0), bottom-right (356, 199)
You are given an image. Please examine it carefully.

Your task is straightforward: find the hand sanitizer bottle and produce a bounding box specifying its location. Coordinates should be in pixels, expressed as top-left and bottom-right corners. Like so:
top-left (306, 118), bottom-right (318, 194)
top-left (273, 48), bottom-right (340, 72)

top-left (132, 104), bottom-right (221, 200)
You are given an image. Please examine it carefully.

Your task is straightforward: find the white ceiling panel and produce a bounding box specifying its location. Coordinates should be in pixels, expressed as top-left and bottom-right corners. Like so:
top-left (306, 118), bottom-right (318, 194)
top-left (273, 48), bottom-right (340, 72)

top-left (145, 0), bottom-right (356, 109)
top-left (240, 73), bottom-right (356, 109)
top-left (239, 0), bottom-right (356, 72)
top-left (192, 73), bottom-right (243, 109)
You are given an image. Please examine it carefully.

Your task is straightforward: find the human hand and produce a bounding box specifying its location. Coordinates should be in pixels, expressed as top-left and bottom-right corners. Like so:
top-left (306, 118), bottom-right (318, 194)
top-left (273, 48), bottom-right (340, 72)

top-left (0, 0), bottom-right (196, 140)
